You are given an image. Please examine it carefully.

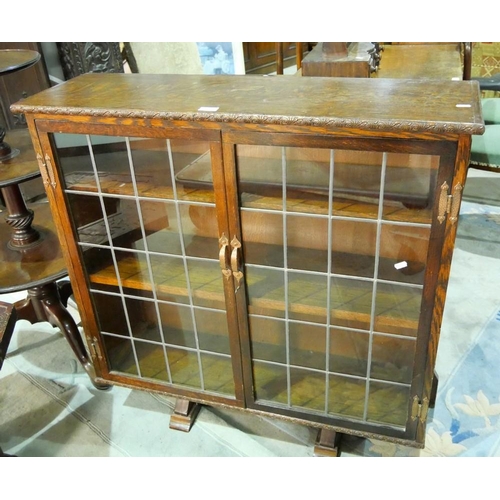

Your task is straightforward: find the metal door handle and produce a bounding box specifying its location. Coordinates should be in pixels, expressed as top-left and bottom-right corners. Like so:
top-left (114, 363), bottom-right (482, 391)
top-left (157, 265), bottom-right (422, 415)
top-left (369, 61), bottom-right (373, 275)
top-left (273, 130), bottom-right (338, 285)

top-left (219, 234), bottom-right (232, 280)
top-left (230, 236), bottom-right (244, 291)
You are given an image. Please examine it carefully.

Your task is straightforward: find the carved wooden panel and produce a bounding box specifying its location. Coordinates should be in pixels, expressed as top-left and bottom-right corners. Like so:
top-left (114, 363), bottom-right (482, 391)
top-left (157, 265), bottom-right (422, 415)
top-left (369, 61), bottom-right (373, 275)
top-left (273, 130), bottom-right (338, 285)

top-left (57, 43), bottom-right (124, 80)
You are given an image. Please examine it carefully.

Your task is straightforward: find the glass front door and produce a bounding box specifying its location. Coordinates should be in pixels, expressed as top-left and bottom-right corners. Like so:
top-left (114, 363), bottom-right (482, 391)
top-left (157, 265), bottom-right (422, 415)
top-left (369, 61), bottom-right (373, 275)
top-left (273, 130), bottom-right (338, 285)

top-left (52, 132), bottom-right (237, 399)
top-left (232, 141), bottom-right (438, 429)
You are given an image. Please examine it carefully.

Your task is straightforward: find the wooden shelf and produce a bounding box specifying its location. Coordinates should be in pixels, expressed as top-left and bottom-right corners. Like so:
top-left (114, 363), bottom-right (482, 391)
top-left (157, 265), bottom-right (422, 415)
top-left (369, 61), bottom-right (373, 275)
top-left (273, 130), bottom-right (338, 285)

top-left (102, 335), bottom-right (236, 396)
top-left (177, 149), bottom-right (436, 224)
top-left (87, 243), bottom-right (421, 337)
top-left (64, 170), bottom-right (216, 204)
top-left (253, 361), bottom-right (410, 427)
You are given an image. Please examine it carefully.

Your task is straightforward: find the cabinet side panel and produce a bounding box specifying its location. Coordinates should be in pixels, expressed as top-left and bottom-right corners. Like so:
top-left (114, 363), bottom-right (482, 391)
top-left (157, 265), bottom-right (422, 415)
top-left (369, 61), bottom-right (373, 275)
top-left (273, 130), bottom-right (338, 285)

top-left (414, 135), bottom-right (471, 445)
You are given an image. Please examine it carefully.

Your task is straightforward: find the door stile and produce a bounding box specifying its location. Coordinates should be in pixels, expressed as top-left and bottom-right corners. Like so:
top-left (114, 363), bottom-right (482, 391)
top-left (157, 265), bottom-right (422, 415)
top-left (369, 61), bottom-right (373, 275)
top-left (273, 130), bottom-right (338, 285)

top-left (210, 140), bottom-right (246, 404)
top-left (412, 136), bottom-right (471, 444)
top-left (32, 126), bottom-right (109, 377)
top-left (221, 139), bottom-right (257, 406)
top-left (407, 139), bottom-right (467, 443)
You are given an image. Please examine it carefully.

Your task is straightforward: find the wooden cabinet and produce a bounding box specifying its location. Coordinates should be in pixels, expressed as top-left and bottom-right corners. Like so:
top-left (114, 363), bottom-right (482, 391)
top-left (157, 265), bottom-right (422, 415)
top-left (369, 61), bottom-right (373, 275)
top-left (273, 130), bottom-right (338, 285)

top-left (0, 42), bottom-right (50, 131)
top-left (243, 42), bottom-right (308, 74)
top-left (13, 73), bottom-right (484, 453)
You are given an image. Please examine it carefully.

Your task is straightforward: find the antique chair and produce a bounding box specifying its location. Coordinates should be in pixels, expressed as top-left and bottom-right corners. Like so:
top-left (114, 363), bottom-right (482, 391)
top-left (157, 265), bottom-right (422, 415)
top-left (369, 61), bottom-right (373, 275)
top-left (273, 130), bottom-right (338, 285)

top-left (475, 72), bottom-right (500, 124)
top-left (469, 73), bottom-right (500, 172)
top-left (470, 123), bottom-right (500, 172)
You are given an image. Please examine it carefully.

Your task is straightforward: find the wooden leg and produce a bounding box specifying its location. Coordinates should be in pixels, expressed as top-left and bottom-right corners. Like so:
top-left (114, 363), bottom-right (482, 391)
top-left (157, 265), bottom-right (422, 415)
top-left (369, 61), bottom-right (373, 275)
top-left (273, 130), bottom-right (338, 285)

top-left (56, 280), bottom-right (73, 308)
top-left (34, 284), bottom-right (111, 391)
top-left (429, 372), bottom-right (439, 408)
top-left (169, 399), bottom-right (201, 432)
top-left (1, 184), bottom-right (40, 249)
top-left (276, 43), bottom-right (284, 75)
top-left (0, 301), bottom-right (17, 370)
top-left (0, 446), bottom-right (15, 457)
top-left (314, 428), bottom-right (343, 457)
top-left (296, 42), bottom-right (303, 70)
top-left (13, 295), bottom-right (38, 324)
top-left (15, 283), bottom-right (110, 391)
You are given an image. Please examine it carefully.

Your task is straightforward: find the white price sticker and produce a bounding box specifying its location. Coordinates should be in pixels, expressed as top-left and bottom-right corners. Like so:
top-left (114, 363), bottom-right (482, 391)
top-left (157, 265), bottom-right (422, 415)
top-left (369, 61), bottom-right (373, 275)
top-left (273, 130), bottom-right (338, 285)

top-left (198, 106), bottom-right (220, 112)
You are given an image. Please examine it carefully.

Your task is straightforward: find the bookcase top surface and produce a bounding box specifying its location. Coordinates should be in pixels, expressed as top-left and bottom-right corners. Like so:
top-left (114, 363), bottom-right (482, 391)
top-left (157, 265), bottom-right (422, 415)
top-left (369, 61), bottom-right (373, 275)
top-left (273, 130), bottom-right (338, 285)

top-left (12, 73), bottom-right (485, 135)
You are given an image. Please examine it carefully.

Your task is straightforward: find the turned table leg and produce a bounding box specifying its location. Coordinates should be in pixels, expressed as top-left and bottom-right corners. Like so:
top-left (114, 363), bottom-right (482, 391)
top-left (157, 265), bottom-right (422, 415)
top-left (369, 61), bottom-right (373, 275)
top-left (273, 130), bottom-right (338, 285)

top-left (1, 184), bottom-right (40, 249)
top-left (314, 428), bottom-right (343, 457)
top-left (169, 399), bottom-right (201, 432)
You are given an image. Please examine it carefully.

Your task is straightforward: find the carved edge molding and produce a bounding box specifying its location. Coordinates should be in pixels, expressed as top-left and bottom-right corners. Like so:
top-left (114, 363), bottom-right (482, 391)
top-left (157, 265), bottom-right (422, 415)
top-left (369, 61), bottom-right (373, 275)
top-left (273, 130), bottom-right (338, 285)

top-left (10, 105), bottom-right (485, 135)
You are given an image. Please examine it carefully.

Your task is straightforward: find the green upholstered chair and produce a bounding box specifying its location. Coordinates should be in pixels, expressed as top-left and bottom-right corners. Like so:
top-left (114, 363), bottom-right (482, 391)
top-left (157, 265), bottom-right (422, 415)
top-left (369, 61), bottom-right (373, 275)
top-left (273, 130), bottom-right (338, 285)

top-left (469, 124), bottom-right (500, 171)
top-left (474, 73), bottom-right (500, 125)
top-left (481, 98), bottom-right (500, 125)
top-left (469, 73), bottom-right (500, 172)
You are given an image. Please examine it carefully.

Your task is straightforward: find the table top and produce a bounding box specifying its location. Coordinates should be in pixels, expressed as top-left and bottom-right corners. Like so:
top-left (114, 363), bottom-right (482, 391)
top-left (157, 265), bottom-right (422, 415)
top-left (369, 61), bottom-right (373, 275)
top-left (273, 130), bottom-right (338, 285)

top-left (0, 129), bottom-right (41, 187)
top-left (0, 202), bottom-right (67, 293)
top-left (375, 44), bottom-right (464, 80)
top-left (12, 72), bottom-right (485, 136)
top-left (0, 49), bottom-right (40, 76)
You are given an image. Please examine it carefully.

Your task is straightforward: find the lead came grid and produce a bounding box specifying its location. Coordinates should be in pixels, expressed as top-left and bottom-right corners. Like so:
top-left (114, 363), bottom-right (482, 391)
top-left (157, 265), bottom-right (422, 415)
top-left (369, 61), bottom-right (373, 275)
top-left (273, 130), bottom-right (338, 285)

top-left (64, 135), bottom-right (234, 397)
top-left (244, 146), bottom-right (427, 428)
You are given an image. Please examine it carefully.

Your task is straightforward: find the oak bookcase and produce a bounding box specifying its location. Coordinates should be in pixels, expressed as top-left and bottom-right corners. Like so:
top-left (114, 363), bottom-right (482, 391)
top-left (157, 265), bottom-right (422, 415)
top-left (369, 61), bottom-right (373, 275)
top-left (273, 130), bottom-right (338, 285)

top-left (13, 73), bottom-right (484, 455)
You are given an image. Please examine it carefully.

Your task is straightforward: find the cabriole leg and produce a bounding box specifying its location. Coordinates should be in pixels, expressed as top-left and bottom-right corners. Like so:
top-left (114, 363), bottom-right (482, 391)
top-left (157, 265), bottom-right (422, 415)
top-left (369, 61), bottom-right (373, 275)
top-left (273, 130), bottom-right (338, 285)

top-left (22, 283), bottom-right (110, 390)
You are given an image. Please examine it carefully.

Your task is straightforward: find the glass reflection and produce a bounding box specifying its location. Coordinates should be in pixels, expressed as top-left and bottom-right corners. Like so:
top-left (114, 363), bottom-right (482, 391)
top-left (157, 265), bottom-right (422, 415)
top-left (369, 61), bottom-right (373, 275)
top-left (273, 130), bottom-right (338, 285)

top-left (328, 374), bottom-right (366, 420)
top-left (253, 360), bottom-right (288, 405)
top-left (290, 368), bottom-right (325, 412)
top-left (195, 308), bottom-right (231, 355)
top-left (158, 302), bottom-right (195, 348)
top-left (378, 224), bottom-right (430, 285)
top-left (102, 334), bottom-right (137, 375)
top-left (200, 353), bottom-right (235, 395)
top-left (367, 382), bottom-right (410, 427)
top-left (370, 334), bottom-right (416, 384)
top-left (329, 328), bottom-right (369, 378)
top-left (374, 283), bottom-right (422, 337)
top-left (249, 315), bottom-right (286, 364)
top-left (135, 340), bottom-right (169, 382)
top-left (289, 321), bottom-right (326, 371)
top-left (166, 347), bottom-right (202, 389)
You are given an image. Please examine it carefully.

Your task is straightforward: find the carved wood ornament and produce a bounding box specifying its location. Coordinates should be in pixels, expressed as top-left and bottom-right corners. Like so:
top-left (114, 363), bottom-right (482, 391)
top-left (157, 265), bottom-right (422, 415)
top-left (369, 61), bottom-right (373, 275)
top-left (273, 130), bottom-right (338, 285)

top-left (57, 43), bottom-right (124, 80)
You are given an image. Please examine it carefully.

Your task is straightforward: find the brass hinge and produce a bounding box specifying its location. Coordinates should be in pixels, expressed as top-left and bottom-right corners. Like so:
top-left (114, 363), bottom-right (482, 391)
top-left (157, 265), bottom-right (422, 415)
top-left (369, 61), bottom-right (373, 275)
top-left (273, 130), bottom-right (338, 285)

top-left (89, 337), bottom-right (103, 360)
top-left (437, 181), bottom-right (462, 224)
top-left (411, 395), bottom-right (430, 423)
top-left (36, 153), bottom-right (57, 188)
top-left (36, 153), bottom-right (50, 187)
